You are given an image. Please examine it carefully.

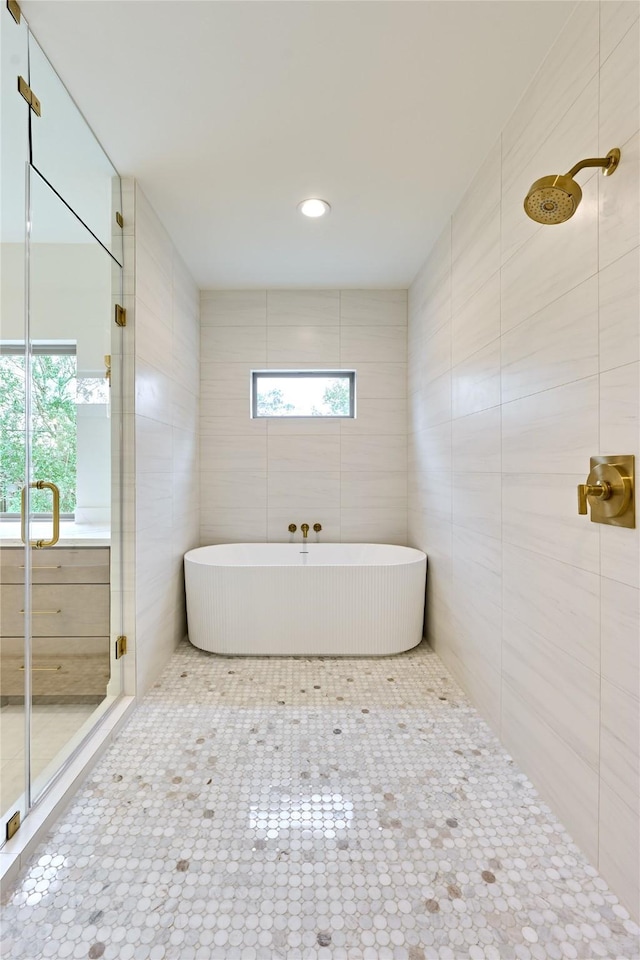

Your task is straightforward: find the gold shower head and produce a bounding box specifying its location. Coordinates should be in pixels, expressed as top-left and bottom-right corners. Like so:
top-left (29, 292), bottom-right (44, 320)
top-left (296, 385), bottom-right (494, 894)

top-left (524, 148), bottom-right (620, 224)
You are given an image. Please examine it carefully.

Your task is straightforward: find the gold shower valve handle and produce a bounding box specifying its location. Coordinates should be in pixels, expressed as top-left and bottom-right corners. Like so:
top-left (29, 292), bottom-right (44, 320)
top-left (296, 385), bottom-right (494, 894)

top-left (577, 456), bottom-right (635, 527)
top-left (577, 481), bottom-right (610, 515)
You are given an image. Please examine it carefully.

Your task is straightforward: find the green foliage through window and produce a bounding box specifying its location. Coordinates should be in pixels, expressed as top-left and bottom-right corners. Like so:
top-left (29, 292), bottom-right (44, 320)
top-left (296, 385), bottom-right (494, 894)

top-left (0, 353), bottom-right (77, 514)
top-left (313, 378), bottom-right (350, 416)
top-left (253, 372), bottom-right (354, 418)
top-left (256, 388), bottom-right (295, 416)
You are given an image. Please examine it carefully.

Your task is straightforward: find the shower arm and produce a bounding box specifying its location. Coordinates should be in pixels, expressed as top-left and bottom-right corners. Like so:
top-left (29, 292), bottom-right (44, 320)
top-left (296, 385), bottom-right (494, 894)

top-left (565, 154), bottom-right (618, 179)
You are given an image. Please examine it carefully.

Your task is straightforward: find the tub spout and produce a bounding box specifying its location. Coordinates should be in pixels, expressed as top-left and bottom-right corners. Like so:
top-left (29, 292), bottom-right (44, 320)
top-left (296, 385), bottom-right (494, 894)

top-left (301, 523), bottom-right (309, 539)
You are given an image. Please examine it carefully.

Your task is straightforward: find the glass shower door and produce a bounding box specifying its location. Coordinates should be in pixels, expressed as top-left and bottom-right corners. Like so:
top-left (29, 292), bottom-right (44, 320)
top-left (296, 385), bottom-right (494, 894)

top-left (1, 1), bottom-right (126, 845)
top-left (25, 165), bottom-right (123, 804)
top-left (0, 0), bottom-right (30, 843)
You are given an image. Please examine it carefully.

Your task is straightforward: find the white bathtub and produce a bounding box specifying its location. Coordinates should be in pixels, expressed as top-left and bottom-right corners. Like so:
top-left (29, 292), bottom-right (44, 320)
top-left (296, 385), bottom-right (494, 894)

top-left (184, 543), bottom-right (427, 656)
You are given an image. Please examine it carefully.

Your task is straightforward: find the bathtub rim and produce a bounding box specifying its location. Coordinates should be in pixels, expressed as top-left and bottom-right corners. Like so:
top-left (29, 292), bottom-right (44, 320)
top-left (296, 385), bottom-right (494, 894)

top-left (184, 542), bottom-right (426, 569)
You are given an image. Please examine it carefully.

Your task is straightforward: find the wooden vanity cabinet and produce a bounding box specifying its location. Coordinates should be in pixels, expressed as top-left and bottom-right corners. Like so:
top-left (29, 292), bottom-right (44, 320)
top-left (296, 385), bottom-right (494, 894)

top-left (0, 546), bottom-right (110, 701)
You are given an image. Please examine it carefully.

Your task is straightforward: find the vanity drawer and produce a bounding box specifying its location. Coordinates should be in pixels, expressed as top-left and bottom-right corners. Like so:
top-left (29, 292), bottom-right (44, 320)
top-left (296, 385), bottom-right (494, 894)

top-left (1, 637), bottom-right (110, 697)
top-left (0, 584), bottom-right (110, 637)
top-left (1, 635), bottom-right (110, 657)
top-left (0, 547), bottom-right (110, 584)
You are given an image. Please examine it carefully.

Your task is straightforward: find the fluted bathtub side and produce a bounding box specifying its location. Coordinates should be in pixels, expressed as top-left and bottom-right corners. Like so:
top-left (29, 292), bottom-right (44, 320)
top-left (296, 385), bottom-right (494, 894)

top-left (184, 543), bottom-right (427, 656)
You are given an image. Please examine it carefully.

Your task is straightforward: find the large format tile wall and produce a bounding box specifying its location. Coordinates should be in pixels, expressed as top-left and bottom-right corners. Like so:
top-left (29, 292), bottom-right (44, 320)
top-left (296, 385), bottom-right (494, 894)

top-left (199, 290), bottom-right (408, 545)
top-left (133, 185), bottom-right (200, 695)
top-left (110, 178), bottom-right (136, 699)
top-left (408, 1), bottom-right (639, 917)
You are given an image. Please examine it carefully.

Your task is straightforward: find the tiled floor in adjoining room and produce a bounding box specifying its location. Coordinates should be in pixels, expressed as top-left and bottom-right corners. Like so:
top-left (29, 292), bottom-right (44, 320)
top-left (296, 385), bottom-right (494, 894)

top-left (1, 640), bottom-right (639, 960)
top-left (1, 703), bottom-right (97, 815)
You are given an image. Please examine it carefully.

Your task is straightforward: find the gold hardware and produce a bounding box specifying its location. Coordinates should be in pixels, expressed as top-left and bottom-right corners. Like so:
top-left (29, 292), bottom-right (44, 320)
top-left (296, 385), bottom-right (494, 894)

top-left (577, 455), bottom-right (635, 527)
top-left (313, 523), bottom-right (322, 533)
top-left (20, 664), bottom-right (61, 671)
top-left (115, 211), bottom-right (124, 228)
top-left (524, 147), bottom-right (620, 224)
top-left (288, 524), bottom-right (297, 533)
top-left (115, 304), bottom-right (127, 327)
top-left (20, 609), bottom-right (61, 614)
top-left (20, 481), bottom-right (61, 548)
top-left (17, 565), bottom-right (61, 569)
top-left (17, 76), bottom-right (41, 116)
top-left (104, 354), bottom-right (111, 384)
top-left (566, 148), bottom-right (621, 179)
top-left (6, 811), bottom-right (20, 841)
top-left (603, 147), bottom-right (622, 176)
top-left (17, 75), bottom-right (30, 103)
top-left (577, 481), bottom-right (610, 514)
top-left (7, 0), bottom-right (21, 24)
top-left (115, 635), bottom-right (127, 659)
top-left (301, 523), bottom-right (309, 539)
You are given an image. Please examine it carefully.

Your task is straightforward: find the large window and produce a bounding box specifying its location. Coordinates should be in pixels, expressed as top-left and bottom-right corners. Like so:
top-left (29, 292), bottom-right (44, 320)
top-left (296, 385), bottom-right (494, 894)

top-left (252, 370), bottom-right (355, 418)
top-left (0, 343), bottom-right (109, 517)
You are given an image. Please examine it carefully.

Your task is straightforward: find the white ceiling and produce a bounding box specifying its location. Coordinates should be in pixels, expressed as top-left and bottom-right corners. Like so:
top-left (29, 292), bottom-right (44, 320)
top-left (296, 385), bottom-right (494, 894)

top-left (20, 1), bottom-right (574, 289)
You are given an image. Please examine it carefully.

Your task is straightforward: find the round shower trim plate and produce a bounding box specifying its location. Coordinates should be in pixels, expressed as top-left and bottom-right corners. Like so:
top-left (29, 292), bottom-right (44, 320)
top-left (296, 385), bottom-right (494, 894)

top-left (604, 147), bottom-right (621, 176)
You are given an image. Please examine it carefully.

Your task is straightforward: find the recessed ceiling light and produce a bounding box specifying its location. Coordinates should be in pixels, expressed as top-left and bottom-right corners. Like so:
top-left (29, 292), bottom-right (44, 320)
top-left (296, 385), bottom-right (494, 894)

top-left (298, 198), bottom-right (331, 218)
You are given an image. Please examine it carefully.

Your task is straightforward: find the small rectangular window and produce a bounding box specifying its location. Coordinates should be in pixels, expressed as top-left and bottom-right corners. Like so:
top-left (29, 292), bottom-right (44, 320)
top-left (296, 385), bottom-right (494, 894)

top-left (251, 370), bottom-right (355, 418)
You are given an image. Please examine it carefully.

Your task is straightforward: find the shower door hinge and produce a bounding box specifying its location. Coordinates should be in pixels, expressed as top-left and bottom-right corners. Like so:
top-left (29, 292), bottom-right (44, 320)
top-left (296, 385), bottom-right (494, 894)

top-left (115, 212), bottom-right (124, 228)
top-left (7, 0), bottom-right (21, 24)
top-left (6, 811), bottom-right (20, 841)
top-left (18, 76), bottom-right (41, 116)
top-left (115, 635), bottom-right (128, 659)
top-left (114, 304), bottom-right (127, 327)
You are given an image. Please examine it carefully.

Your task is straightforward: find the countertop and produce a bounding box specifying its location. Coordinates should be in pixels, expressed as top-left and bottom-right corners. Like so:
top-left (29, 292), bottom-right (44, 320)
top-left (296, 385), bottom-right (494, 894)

top-left (0, 521), bottom-right (110, 548)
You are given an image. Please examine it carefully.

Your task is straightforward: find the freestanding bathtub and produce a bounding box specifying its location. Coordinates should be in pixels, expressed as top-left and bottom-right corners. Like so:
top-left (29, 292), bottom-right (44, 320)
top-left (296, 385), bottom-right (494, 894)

top-left (184, 543), bottom-right (427, 656)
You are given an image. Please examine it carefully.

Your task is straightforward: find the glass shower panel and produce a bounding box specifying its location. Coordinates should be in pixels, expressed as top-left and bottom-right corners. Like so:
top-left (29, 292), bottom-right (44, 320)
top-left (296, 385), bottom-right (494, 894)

top-left (0, 2), bottom-right (30, 841)
top-left (26, 166), bottom-right (122, 804)
top-left (28, 33), bottom-right (123, 265)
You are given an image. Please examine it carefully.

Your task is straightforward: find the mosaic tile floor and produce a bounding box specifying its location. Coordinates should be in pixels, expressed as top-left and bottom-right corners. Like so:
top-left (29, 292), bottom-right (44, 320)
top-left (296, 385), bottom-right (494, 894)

top-left (2, 640), bottom-right (639, 960)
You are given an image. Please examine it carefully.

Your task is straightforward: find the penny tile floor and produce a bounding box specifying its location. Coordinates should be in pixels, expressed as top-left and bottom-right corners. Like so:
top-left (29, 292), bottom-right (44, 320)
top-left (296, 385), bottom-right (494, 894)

top-left (1, 640), bottom-right (639, 960)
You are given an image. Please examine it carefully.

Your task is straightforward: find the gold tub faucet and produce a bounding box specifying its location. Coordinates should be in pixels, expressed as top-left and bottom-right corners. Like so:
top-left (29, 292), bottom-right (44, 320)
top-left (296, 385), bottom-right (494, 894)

top-left (301, 523), bottom-right (309, 539)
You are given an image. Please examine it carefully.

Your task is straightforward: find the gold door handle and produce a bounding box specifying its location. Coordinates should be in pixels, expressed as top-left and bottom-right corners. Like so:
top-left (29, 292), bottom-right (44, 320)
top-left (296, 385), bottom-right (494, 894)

top-left (21, 480), bottom-right (61, 549)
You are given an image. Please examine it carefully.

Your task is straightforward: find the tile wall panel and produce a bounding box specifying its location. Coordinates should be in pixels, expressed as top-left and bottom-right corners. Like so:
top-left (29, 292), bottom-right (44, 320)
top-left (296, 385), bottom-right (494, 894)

top-left (199, 290), bottom-right (408, 546)
top-left (133, 186), bottom-right (200, 697)
top-left (451, 270), bottom-right (500, 367)
top-left (117, 180), bottom-right (137, 699)
top-left (407, 1), bottom-right (640, 918)
top-left (600, 0), bottom-right (640, 63)
top-left (500, 75), bottom-right (600, 267)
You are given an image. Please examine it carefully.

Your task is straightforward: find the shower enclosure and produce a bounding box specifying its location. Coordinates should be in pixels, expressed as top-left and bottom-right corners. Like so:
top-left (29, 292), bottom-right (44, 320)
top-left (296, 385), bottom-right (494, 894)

top-left (0, 4), bottom-right (126, 844)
